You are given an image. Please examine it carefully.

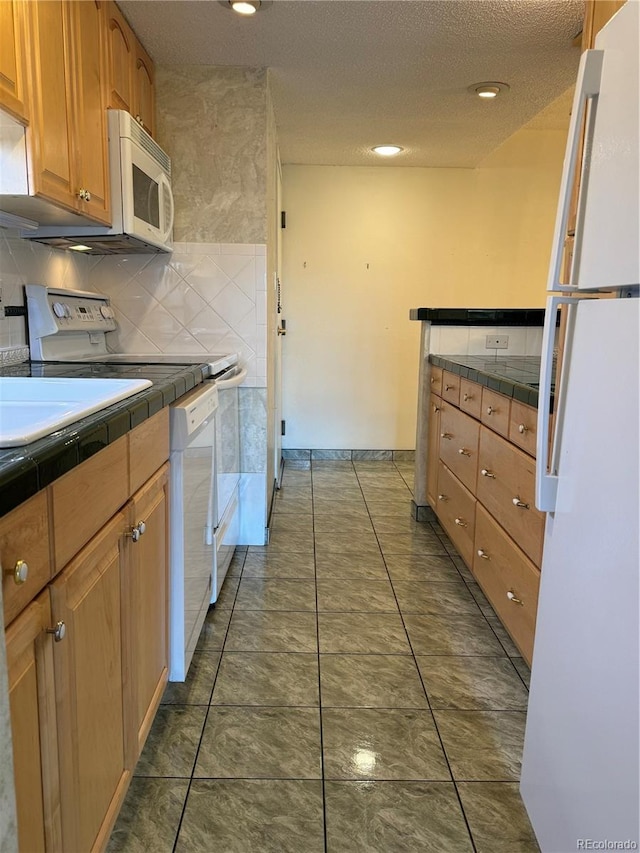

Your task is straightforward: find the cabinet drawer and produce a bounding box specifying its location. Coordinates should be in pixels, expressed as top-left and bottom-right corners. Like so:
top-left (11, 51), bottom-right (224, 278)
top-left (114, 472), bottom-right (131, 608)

top-left (129, 408), bottom-right (170, 494)
top-left (51, 436), bottom-right (128, 571)
top-left (477, 427), bottom-right (544, 566)
top-left (435, 461), bottom-right (476, 565)
top-left (473, 504), bottom-right (540, 664)
top-left (460, 378), bottom-right (482, 419)
top-left (1, 491), bottom-right (51, 627)
top-left (441, 371), bottom-right (461, 406)
top-left (481, 387), bottom-right (511, 437)
top-left (439, 404), bottom-right (479, 493)
top-left (509, 400), bottom-right (538, 457)
top-left (428, 365), bottom-right (443, 397)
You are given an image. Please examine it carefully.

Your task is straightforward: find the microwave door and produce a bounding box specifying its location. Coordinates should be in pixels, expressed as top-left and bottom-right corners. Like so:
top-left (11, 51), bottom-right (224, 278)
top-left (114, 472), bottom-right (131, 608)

top-left (120, 138), bottom-right (169, 244)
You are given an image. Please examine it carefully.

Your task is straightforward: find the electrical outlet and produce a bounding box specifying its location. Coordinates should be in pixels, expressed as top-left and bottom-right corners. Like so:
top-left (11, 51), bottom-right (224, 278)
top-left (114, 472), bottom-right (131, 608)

top-left (486, 334), bottom-right (509, 349)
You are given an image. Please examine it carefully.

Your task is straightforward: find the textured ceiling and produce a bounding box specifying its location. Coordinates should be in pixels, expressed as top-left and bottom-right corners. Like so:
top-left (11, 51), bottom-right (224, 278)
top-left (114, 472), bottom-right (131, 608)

top-left (119, 0), bottom-right (583, 167)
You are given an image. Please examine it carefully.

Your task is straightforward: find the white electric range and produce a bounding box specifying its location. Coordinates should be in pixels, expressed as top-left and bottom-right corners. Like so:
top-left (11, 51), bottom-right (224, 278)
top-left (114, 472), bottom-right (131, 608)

top-left (25, 284), bottom-right (244, 681)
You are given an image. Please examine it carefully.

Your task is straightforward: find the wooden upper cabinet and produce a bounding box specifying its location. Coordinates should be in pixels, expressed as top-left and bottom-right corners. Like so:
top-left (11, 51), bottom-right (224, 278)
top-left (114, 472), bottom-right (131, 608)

top-left (25, 0), bottom-right (111, 223)
top-left (0, 1), bottom-right (29, 121)
top-left (104, 0), bottom-right (134, 113)
top-left (105, 0), bottom-right (156, 137)
top-left (132, 39), bottom-right (155, 136)
top-left (69, 0), bottom-right (111, 223)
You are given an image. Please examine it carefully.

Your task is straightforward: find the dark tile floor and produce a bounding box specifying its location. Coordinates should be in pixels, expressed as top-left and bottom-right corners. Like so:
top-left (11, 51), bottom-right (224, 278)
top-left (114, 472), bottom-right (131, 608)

top-left (107, 459), bottom-right (540, 852)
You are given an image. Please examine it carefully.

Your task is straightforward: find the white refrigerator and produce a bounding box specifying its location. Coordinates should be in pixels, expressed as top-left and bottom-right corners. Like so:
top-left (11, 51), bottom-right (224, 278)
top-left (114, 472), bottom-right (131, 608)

top-left (520, 3), bottom-right (640, 852)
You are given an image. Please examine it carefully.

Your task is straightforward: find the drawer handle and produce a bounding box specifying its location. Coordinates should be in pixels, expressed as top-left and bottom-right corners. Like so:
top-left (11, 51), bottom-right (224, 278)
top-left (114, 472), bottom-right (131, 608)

top-left (458, 448), bottom-right (471, 457)
top-left (128, 521), bottom-right (147, 542)
top-left (512, 497), bottom-right (530, 509)
top-left (431, 376), bottom-right (437, 384)
top-left (46, 621), bottom-right (66, 642)
top-left (477, 549), bottom-right (490, 560)
top-left (454, 517), bottom-right (468, 528)
top-left (433, 404), bottom-right (440, 413)
top-left (438, 494), bottom-right (449, 502)
top-left (507, 590), bottom-right (523, 606)
top-left (486, 406), bottom-right (494, 415)
top-left (518, 424), bottom-right (529, 434)
top-left (445, 384), bottom-right (454, 391)
top-left (5, 559), bottom-right (29, 585)
top-left (441, 432), bottom-right (453, 440)
top-left (480, 469), bottom-right (496, 479)
top-left (463, 393), bottom-right (473, 401)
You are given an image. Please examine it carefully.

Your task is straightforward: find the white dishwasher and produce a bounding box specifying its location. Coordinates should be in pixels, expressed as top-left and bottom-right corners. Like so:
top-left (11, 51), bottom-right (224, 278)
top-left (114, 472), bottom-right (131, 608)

top-left (169, 381), bottom-right (219, 681)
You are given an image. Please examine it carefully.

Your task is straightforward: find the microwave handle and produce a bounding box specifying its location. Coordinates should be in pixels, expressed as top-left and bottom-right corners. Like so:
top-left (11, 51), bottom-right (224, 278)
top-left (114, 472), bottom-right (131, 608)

top-left (160, 173), bottom-right (174, 242)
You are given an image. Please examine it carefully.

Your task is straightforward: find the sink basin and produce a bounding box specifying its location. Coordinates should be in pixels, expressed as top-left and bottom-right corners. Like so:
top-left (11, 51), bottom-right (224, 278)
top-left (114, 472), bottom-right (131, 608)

top-left (0, 377), bottom-right (153, 447)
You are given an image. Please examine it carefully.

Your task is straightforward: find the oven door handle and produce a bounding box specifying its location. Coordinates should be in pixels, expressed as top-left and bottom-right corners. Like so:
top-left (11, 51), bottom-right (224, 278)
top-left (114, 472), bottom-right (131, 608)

top-left (215, 366), bottom-right (247, 389)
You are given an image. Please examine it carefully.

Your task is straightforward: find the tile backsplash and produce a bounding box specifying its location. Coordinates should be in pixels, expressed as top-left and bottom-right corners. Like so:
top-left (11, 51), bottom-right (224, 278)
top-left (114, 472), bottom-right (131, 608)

top-left (89, 241), bottom-right (267, 387)
top-left (428, 323), bottom-right (543, 357)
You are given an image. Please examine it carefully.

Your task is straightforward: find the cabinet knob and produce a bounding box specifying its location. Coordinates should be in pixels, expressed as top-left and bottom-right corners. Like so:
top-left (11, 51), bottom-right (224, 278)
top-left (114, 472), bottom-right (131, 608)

top-left (432, 404), bottom-right (440, 413)
top-left (507, 590), bottom-right (523, 606)
top-left (486, 406), bottom-right (495, 415)
top-left (128, 521), bottom-right (146, 542)
top-left (440, 432), bottom-right (453, 440)
top-left (477, 549), bottom-right (490, 560)
top-left (454, 517), bottom-right (468, 528)
top-left (518, 424), bottom-right (529, 434)
top-left (84, 190), bottom-right (91, 202)
top-left (47, 621), bottom-right (66, 642)
top-left (77, 188), bottom-right (89, 201)
top-left (480, 469), bottom-right (496, 479)
top-left (463, 393), bottom-right (473, 401)
top-left (437, 494), bottom-right (448, 502)
top-left (512, 497), bottom-right (530, 509)
top-left (5, 559), bottom-right (28, 585)
top-left (445, 384), bottom-right (454, 391)
top-left (458, 448), bottom-right (471, 457)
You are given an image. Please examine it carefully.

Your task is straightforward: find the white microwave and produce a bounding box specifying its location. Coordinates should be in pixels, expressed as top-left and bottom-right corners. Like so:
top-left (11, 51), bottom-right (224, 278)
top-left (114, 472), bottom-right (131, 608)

top-left (23, 110), bottom-right (174, 254)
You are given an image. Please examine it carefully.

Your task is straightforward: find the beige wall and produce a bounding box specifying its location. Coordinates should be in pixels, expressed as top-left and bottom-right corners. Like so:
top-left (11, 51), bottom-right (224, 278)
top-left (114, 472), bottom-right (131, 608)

top-left (281, 126), bottom-right (567, 450)
top-left (156, 66), bottom-right (268, 244)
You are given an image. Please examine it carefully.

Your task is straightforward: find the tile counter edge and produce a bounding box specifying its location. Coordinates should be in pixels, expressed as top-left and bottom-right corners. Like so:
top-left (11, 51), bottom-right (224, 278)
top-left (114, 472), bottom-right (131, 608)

top-left (430, 355), bottom-right (540, 408)
top-left (0, 363), bottom-right (211, 518)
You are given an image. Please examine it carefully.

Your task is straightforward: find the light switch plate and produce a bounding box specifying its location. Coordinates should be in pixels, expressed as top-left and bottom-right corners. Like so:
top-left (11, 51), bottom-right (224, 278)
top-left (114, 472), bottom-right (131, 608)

top-left (486, 334), bottom-right (509, 349)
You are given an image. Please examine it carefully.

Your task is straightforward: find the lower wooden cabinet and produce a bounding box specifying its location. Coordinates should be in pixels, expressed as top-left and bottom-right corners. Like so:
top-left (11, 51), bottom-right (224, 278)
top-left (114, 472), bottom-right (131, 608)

top-left (436, 460), bottom-right (476, 565)
top-left (6, 592), bottom-right (61, 853)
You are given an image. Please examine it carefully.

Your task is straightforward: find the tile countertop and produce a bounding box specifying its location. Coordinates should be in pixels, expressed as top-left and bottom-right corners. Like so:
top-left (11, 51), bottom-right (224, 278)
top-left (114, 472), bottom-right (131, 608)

top-left (0, 360), bottom-right (212, 518)
top-left (429, 354), bottom-right (555, 410)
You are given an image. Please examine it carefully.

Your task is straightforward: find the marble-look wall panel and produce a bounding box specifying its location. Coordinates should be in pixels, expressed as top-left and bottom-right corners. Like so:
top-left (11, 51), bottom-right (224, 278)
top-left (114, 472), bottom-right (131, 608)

top-left (0, 586), bottom-right (17, 853)
top-left (0, 228), bottom-right (94, 349)
top-left (156, 66), bottom-right (268, 245)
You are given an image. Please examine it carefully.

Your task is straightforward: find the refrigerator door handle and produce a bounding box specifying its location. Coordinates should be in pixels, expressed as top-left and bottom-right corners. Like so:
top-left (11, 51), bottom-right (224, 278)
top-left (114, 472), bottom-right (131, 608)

top-left (547, 49), bottom-right (604, 293)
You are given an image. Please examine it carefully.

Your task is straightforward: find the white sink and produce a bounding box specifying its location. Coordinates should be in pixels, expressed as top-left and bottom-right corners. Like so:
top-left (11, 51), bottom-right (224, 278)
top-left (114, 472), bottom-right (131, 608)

top-left (0, 377), bottom-right (153, 447)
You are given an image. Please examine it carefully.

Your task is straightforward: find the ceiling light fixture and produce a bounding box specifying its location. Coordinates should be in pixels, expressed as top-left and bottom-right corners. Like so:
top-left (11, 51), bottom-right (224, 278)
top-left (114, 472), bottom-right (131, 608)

top-left (68, 244), bottom-right (93, 252)
top-left (372, 145), bottom-right (404, 157)
top-left (229, 0), bottom-right (260, 14)
top-left (468, 82), bottom-right (510, 99)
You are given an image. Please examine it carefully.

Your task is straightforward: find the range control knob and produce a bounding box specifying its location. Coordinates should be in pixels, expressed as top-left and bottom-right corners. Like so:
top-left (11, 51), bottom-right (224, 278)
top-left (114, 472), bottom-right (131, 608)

top-left (52, 302), bottom-right (66, 318)
top-left (100, 305), bottom-right (112, 319)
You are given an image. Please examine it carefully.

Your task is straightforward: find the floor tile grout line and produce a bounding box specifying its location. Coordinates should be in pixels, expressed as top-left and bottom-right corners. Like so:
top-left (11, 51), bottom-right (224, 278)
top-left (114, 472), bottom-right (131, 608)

top-left (171, 550), bottom-right (246, 851)
top-left (309, 461), bottom-right (329, 853)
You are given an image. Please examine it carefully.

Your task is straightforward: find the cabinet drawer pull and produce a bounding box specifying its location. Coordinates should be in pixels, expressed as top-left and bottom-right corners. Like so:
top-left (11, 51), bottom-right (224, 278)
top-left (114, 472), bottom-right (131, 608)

top-left (477, 549), bottom-right (490, 560)
top-left (445, 384), bottom-right (454, 391)
top-left (463, 393), bottom-right (473, 401)
top-left (507, 590), bottom-right (523, 606)
top-left (480, 469), bottom-right (496, 479)
top-left (437, 494), bottom-right (448, 502)
top-left (512, 497), bottom-right (530, 509)
top-left (47, 621), bottom-right (66, 642)
top-left (454, 517), bottom-right (467, 528)
top-left (128, 521), bottom-right (147, 542)
top-left (457, 448), bottom-right (471, 457)
top-left (432, 404), bottom-right (440, 413)
top-left (486, 406), bottom-right (494, 415)
top-left (430, 376), bottom-right (437, 384)
top-left (5, 559), bottom-right (28, 585)
top-left (440, 432), bottom-right (453, 440)
top-left (518, 424), bottom-right (529, 434)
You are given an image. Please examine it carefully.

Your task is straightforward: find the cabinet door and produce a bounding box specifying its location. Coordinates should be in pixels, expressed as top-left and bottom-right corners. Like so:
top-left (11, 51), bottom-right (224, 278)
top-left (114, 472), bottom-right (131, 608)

top-left (123, 463), bottom-right (169, 765)
top-left (6, 592), bottom-right (61, 853)
top-left (104, 0), bottom-right (133, 114)
top-left (26, 0), bottom-right (77, 211)
top-left (69, 0), bottom-right (111, 224)
top-left (132, 38), bottom-right (155, 137)
top-left (49, 511), bottom-right (130, 853)
top-left (0, 0), bottom-right (29, 121)
top-left (426, 394), bottom-right (441, 507)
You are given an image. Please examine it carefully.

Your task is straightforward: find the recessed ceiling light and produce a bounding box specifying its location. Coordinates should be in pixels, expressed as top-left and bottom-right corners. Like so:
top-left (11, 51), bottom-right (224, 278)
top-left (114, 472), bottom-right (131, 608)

top-left (372, 145), bottom-right (404, 157)
top-left (231, 1), bottom-right (259, 14)
top-left (468, 82), bottom-right (510, 99)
